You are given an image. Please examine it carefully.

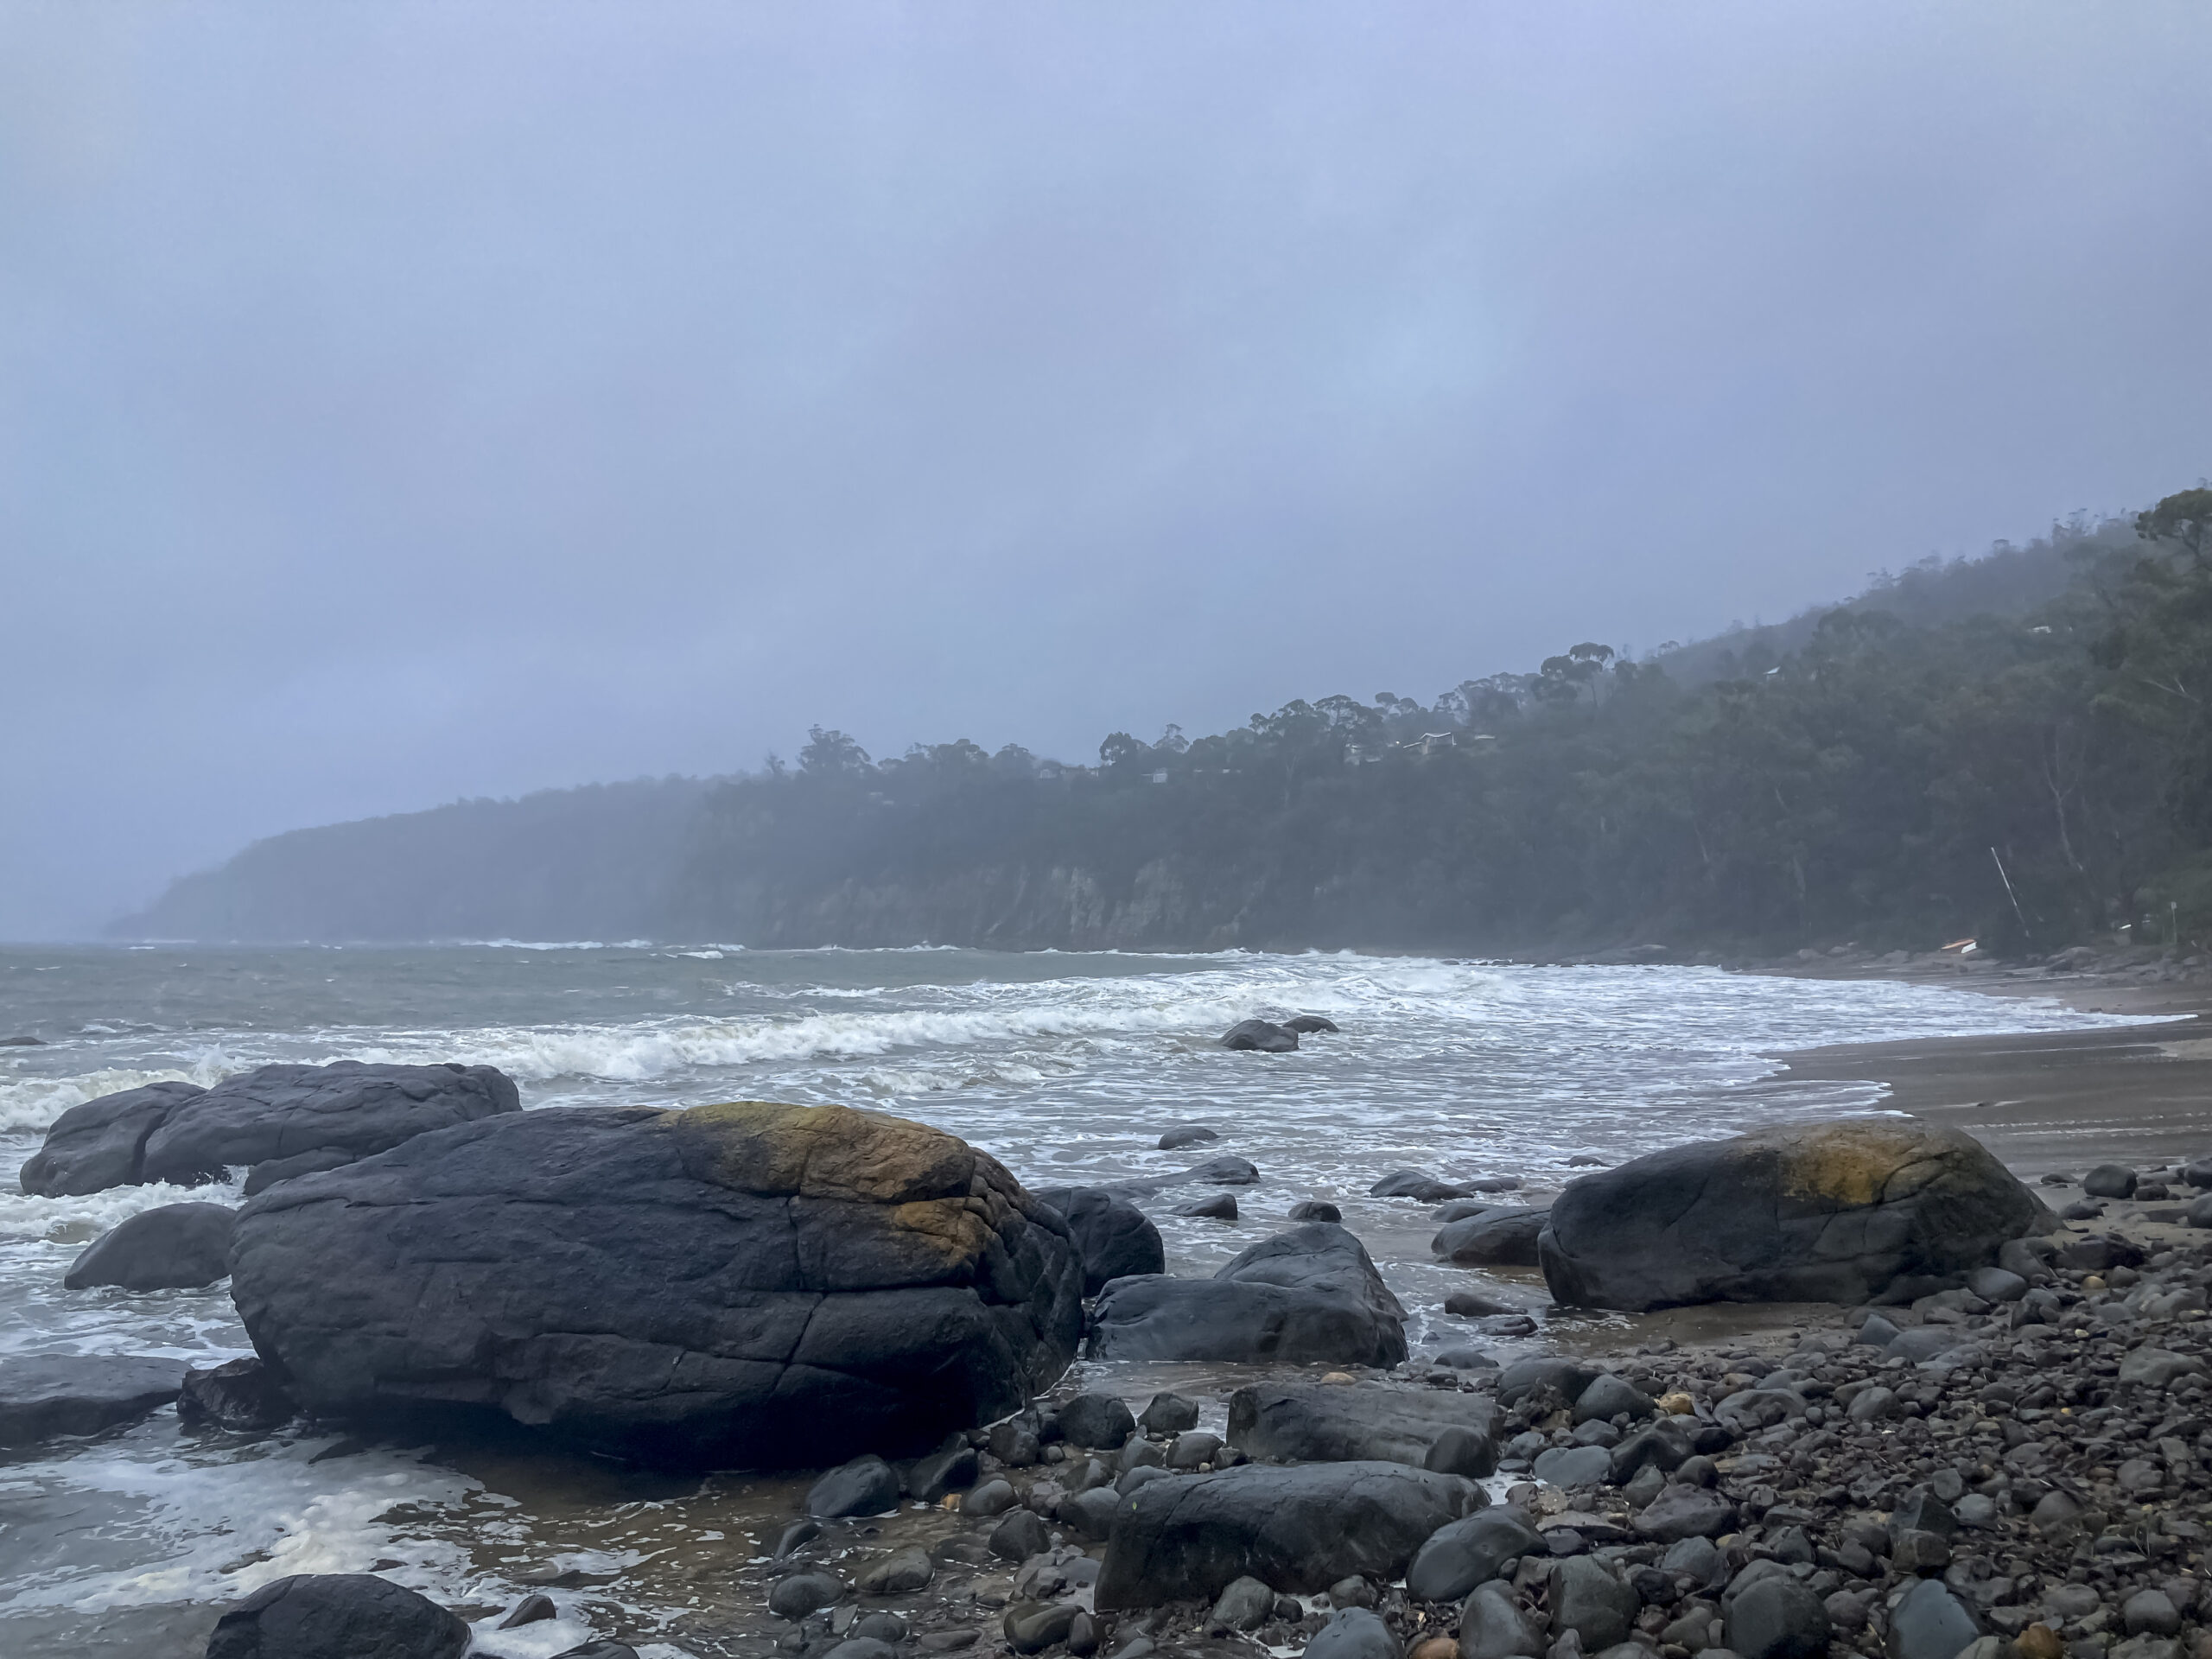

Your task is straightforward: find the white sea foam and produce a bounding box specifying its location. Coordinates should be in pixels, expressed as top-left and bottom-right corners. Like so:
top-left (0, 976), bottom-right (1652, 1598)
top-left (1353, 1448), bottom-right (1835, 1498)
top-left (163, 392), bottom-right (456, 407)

top-left (0, 1061), bottom-right (244, 1134)
top-left (0, 1172), bottom-right (247, 1246)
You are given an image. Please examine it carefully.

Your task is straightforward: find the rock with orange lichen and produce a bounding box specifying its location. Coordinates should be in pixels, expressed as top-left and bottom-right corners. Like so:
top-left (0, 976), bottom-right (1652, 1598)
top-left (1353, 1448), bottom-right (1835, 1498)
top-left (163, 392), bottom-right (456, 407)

top-left (1538, 1118), bottom-right (2053, 1311)
top-left (229, 1102), bottom-right (1084, 1466)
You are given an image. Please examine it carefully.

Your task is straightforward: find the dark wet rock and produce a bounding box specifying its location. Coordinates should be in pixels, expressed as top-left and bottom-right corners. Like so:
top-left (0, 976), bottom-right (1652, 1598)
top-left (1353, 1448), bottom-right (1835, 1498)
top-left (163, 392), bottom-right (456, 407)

top-left (17, 1080), bottom-right (206, 1198)
top-left (1004, 1602), bottom-right (1081, 1654)
top-left (1139, 1391), bottom-right (1199, 1434)
top-left (1855, 1313), bottom-right (1902, 1348)
top-left (1290, 1200), bottom-right (1343, 1222)
top-left (827, 1641), bottom-right (899, 1659)
top-left (1497, 1357), bottom-right (1599, 1407)
top-left (1964, 1266), bottom-right (2026, 1302)
top-left (1726, 1574), bottom-right (1830, 1659)
top-left (2082, 1164), bottom-right (2138, 1198)
top-left (1192, 1155), bottom-right (1259, 1185)
top-left (1572, 1372), bottom-right (1653, 1424)
top-left (1285, 1015), bottom-right (1341, 1035)
top-left (499, 1593), bottom-right (557, 1628)
top-left (2117, 1345), bottom-right (2204, 1387)
top-left (809, 1454), bottom-right (901, 1517)
top-left (851, 1612), bottom-right (907, 1644)
top-left (774, 1519), bottom-right (822, 1556)
top-left (63, 1200), bottom-right (236, 1291)
top-left (1407, 1509), bottom-right (1546, 1601)
top-left (0, 1033), bottom-right (45, 1045)
top-left (1608, 1417), bottom-right (1694, 1483)
top-left (0, 1353), bottom-right (187, 1446)
top-left (987, 1415), bottom-right (1041, 1466)
top-left (1714, 1387), bottom-right (1808, 1432)
top-left (550, 1645), bottom-right (639, 1659)
top-left (1539, 1119), bottom-right (2052, 1311)
top-left (2122, 1590), bottom-right (2182, 1637)
top-left (243, 1147), bottom-right (359, 1196)
top-left (1376, 1170), bottom-right (1474, 1202)
top-left (1227, 1381), bottom-right (1497, 1472)
top-left (1033, 1186), bottom-right (1166, 1295)
top-left (1432, 1348), bottom-right (1497, 1372)
top-left (1886, 1579), bottom-right (1980, 1659)
top-left (1548, 1556), bottom-right (1637, 1649)
top-left (989, 1509), bottom-right (1050, 1560)
top-left (25, 1064), bottom-right (521, 1198)
top-left (1445, 1288), bottom-right (1523, 1318)
top-left (229, 1102), bottom-right (1084, 1468)
top-left (960, 1476), bottom-right (1015, 1517)
top-left (1060, 1391), bottom-right (1137, 1449)
top-left (1997, 1238), bottom-right (2054, 1281)
top-left (1158, 1126), bottom-right (1219, 1150)
top-left (1222, 1020), bottom-right (1299, 1052)
top-left (2057, 1232), bottom-right (2145, 1272)
top-left (770, 1572), bottom-right (845, 1620)
top-left (1179, 1192), bottom-right (1238, 1220)
top-left (2183, 1157), bottom-right (2212, 1188)
top-left (203, 1573), bottom-right (468, 1659)
top-left (1093, 1460), bottom-right (1480, 1609)
top-left (1164, 1430), bottom-right (1219, 1469)
top-left (857, 1545), bottom-right (934, 1595)
top-left (2189, 1194), bottom-right (2212, 1228)
top-left (1533, 1446), bottom-right (1612, 1488)
top-left (2060, 1201), bottom-right (2105, 1222)
top-left (1210, 1575), bottom-right (1276, 1631)
top-left (906, 1441), bottom-right (979, 1502)
top-left (179, 1357), bottom-right (296, 1432)
top-left (1460, 1580), bottom-right (1548, 1659)
top-left (1434, 1208), bottom-right (1550, 1268)
top-left (1633, 1484), bottom-right (1737, 1542)
top-left (1088, 1223), bottom-right (1407, 1366)
top-left (1307, 1608), bottom-right (1402, 1659)
top-left (1435, 1199), bottom-right (1497, 1223)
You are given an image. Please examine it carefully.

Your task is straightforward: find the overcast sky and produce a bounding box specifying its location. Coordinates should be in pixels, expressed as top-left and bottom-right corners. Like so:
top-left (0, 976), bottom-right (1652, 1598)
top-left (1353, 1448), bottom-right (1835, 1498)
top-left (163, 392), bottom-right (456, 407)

top-left (5, 3), bottom-right (2210, 938)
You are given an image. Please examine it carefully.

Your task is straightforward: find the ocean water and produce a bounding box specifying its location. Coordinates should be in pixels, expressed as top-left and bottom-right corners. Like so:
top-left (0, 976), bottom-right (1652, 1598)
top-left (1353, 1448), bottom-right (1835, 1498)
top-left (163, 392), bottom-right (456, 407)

top-left (0, 944), bottom-right (2145, 1655)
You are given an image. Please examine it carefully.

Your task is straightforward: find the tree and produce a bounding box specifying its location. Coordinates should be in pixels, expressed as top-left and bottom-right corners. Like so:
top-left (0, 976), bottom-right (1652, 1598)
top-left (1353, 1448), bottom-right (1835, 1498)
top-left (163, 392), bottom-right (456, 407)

top-left (2137, 486), bottom-right (2212, 569)
top-left (798, 727), bottom-right (872, 775)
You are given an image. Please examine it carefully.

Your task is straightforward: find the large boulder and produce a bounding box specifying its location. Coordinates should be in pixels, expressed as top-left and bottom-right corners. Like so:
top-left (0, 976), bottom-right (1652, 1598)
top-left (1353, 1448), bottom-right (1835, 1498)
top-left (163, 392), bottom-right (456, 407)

top-left (21, 1063), bottom-right (521, 1197)
top-left (64, 1202), bottom-right (237, 1291)
top-left (1222, 1020), bottom-right (1299, 1052)
top-left (204, 1573), bottom-right (468, 1659)
top-left (0, 1354), bottom-right (188, 1446)
top-left (1225, 1382), bottom-right (1497, 1474)
top-left (228, 1101), bottom-right (1084, 1468)
top-left (1086, 1224), bottom-right (1407, 1366)
top-left (1032, 1187), bottom-right (1165, 1295)
top-left (1539, 1119), bottom-right (2056, 1311)
top-left (1093, 1461), bottom-right (1482, 1609)
top-left (1432, 1208), bottom-right (1549, 1268)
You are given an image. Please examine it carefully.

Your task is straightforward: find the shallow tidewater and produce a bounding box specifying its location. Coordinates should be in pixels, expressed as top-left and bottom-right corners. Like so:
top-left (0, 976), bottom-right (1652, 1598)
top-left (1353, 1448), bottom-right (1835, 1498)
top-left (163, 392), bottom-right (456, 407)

top-left (0, 944), bottom-right (2153, 1654)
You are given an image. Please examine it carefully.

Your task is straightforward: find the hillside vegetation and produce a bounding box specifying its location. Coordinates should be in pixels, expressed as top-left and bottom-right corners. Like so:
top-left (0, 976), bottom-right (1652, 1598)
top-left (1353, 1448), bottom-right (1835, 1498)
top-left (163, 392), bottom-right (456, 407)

top-left (119, 493), bottom-right (2212, 957)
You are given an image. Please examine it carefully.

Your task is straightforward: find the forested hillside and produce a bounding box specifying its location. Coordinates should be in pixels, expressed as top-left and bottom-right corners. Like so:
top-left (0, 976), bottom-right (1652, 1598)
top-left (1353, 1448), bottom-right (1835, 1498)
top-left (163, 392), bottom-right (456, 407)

top-left (119, 495), bottom-right (2212, 956)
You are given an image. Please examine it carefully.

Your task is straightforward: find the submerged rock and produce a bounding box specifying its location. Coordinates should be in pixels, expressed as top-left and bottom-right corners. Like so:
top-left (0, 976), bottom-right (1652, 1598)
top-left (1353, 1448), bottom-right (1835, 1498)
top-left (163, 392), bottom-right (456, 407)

top-left (1092, 1460), bottom-right (1481, 1609)
top-left (1221, 1020), bottom-right (1299, 1052)
top-left (204, 1573), bottom-right (468, 1659)
top-left (179, 1357), bottom-right (297, 1432)
top-left (1086, 1223), bottom-right (1407, 1366)
top-left (63, 1201), bottom-right (236, 1291)
top-left (0, 1354), bottom-right (188, 1446)
top-left (22, 1063), bottom-right (520, 1197)
top-left (1284, 1015), bottom-right (1341, 1035)
top-left (228, 1101), bottom-right (1084, 1467)
top-left (1539, 1119), bottom-right (2055, 1310)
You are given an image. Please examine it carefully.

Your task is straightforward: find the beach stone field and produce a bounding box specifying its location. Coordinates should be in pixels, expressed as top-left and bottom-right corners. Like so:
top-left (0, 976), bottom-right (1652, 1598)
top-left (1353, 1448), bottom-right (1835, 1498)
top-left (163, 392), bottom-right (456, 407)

top-left (10, 1055), bottom-right (2212, 1659)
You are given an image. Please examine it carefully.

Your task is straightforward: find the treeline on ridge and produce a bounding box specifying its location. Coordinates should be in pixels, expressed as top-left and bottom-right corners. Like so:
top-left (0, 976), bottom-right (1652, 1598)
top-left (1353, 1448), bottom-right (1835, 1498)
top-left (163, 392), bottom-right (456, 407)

top-left (120, 489), bottom-right (2212, 957)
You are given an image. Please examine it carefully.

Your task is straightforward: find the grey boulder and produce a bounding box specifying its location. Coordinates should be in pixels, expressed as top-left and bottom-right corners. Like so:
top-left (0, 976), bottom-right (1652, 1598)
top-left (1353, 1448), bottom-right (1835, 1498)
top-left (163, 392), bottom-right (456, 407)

top-left (1087, 1223), bottom-right (1408, 1367)
top-left (64, 1202), bottom-right (236, 1291)
top-left (808, 1455), bottom-right (901, 1516)
top-left (1222, 1020), bottom-right (1299, 1052)
top-left (1093, 1460), bottom-right (1480, 1609)
top-left (1548, 1556), bottom-right (1637, 1649)
top-left (1032, 1186), bottom-right (1166, 1296)
top-left (179, 1357), bottom-right (297, 1432)
top-left (1532, 1445), bottom-right (1613, 1488)
top-left (22, 1064), bottom-right (521, 1198)
top-left (1726, 1573), bottom-right (1831, 1659)
top-left (1058, 1391), bottom-right (1137, 1449)
top-left (0, 1353), bottom-right (188, 1446)
top-left (1306, 1608), bottom-right (1403, 1659)
top-left (1886, 1579), bottom-right (1980, 1659)
top-left (204, 1573), bottom-right (468, 1659)
top-left (1227, 1382), bottom-right (1497, 1473)
top-left (1405, 1509), bottom-right (1544, 1601)
top-left (228, 1101), bottom-right (1084, 1468)
top-left (1540, 1119), bottom-right (2054, 1310)
top-left (1433, 1208), bottom-right (1550, 1268)
top-left (1459, 1581), bottom-right (1548, 1659)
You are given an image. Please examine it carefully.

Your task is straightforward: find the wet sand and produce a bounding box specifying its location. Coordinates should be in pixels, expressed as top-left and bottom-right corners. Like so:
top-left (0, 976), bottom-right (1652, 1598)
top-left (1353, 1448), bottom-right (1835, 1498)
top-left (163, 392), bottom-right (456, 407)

top-left (1764, 967), bottom-right (2212, 1174)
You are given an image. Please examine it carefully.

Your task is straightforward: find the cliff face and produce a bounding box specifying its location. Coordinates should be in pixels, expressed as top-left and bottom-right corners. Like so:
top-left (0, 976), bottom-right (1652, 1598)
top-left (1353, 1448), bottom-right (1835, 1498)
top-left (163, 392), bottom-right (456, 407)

top-left (700, 859), bottom-right (1257, 951)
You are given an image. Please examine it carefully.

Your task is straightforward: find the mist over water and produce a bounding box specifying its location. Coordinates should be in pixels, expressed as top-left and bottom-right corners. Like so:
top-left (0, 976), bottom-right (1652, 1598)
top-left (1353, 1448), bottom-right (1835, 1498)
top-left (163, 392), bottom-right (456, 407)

top-left (0, 944), bottom-right (2149, 1653)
